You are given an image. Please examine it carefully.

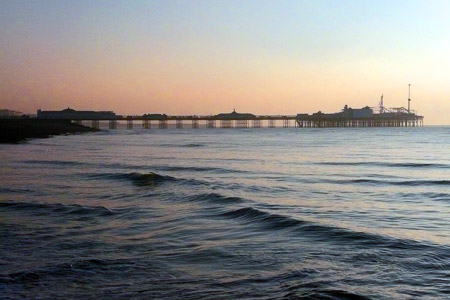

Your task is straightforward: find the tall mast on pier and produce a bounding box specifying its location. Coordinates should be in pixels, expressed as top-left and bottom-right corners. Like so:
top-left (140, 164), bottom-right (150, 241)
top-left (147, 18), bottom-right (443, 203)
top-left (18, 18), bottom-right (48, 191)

top-left (379, 94), bottom-right (384, 114)
top-left (408, 84), bottom-right (411, 113)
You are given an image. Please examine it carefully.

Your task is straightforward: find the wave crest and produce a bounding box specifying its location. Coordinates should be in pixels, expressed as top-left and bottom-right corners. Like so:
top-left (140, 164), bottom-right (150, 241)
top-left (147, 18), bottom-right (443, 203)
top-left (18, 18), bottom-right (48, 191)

top-left (88, 172), bottom-right (176, 186)
top-left (319, 161), bottom-right (449, 169)
top-left (0, 201), bottom-right (114, 217)
top-left (218, 206), bottom-right (444, 251)
top-left (187, 193), bottom-right (246, 204)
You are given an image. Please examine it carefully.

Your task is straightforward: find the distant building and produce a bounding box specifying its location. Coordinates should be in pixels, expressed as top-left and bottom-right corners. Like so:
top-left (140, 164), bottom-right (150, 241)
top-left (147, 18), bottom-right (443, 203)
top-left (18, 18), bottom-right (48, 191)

top-left (37, 108), bottom-right (117, 119)
top-left (142, 113), bottom-right (168, 120)
top-left (0, 109), bottom-right (23, 118)
top-left (214, 109), bottom-right (256, 120)
top-left (296, 113), bottom-right (309, 118)
top-left (302, 105), bottom-right (374, 119)
top-left (342, 105), bottom-right (373, 118)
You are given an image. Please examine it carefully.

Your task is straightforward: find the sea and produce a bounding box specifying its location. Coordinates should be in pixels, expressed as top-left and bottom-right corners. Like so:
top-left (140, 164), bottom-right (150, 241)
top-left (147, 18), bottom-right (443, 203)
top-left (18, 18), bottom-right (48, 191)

top-left (1, 126), bottom-right (449, 299)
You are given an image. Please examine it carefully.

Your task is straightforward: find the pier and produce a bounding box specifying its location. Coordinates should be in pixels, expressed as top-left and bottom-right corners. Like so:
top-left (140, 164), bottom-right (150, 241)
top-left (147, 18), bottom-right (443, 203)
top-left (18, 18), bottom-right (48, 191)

top-left (295, 115), bottom-right (423, 128)
top-left (36, 110), bottom-right (424, 129)
top-left (35, 98), bottom-right (424, 129)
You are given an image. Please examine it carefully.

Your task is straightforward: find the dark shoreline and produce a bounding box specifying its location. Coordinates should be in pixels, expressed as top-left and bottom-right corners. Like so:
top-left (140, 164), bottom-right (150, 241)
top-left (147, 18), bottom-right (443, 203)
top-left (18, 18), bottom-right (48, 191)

top-left (0, 119), bottom-right (98, 143)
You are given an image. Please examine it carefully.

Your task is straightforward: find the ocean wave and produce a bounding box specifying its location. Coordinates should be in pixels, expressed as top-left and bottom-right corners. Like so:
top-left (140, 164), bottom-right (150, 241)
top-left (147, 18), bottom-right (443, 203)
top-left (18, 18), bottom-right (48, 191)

top-left (283, 289), bottom-right (372, 300)
top-left (159, 143), bottom-right (204, 148)
top-left (340, 179), bottom-right (450, 186)
top-left (306, 178), bottom-right (450, 187)
top-left (220, 207), bottom-right (306, 229)
top-left (212, 269), bottom-right (371, 299)
top-left (88, 172), bottom-right (176, 186)
top-left (21, 159), bottom-right (249, 175)
top-left (87, 172), bottom-right (209, 188)
top-left (218, 206), bottom-right (444, 251)
top-left (318, 161), bottom-right (450, 169)
top-left (156, 165), bottom-right (249, 174)
top-left (0, 187), bottom-right (35, 194)
top-left (0, 201), bottom-right (114, 217)
top-left (422, 193), bottom-right (450, 202)
top-left (396, 192), bottom-right (450, 204)
top-left (117, 172), bottom-right (177, 186)
top-left (211, 181), bottom-right (293, 194)
top-left (186, 193), bottom-right (246, 204)
top-left (0, 258), bottom-right (130, 284)
top-left (21, 159), bottom-right (85, 167)
top-left (181, 143), bottom-right (204, 148)
top-left (22, 159), bottom-right (137, 171)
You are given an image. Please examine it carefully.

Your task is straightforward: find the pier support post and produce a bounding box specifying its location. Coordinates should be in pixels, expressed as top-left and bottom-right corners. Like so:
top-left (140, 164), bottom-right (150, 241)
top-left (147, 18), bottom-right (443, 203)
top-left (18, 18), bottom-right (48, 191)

top-left (109, 120), bottom-right (117, 129)
top-left (176, 119), bottom-right (183, 128)
top-left (236, 120), bottom-right (248, 128)
top-left (268, 120), bottom-right (275, 128)
top-left (207, 120), bottom-right (216, 128)
top-left (159, 120), bottom-right (167, 129)
top-left (192, 120), bottom-right (198, 128)
top-left (127, 119), bottom-right (133, 129)
top-left (91, 120), bottom-right (100, 129)
top-left (143, 120), bottom-right (150, 129)
top-left (220, 120), bottom-right (233, 128)
top-left (252, 120), bottom-right (261, 128)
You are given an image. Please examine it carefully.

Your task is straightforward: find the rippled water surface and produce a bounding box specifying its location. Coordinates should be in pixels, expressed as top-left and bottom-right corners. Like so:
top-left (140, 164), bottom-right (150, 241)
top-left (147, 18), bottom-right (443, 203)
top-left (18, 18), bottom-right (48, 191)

top-left (1, 127), bottom-right (450, 299)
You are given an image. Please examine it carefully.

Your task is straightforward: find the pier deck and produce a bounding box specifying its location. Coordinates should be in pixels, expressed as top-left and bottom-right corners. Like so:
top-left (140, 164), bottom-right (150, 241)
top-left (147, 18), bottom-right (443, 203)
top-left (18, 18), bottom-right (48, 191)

top-left (71, 114), bottom-right (423, 129)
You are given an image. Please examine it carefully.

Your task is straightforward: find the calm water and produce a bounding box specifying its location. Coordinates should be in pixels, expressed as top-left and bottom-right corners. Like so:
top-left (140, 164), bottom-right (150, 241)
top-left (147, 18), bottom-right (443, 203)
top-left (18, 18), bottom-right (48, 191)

top-left (1, 127), bottom-right (450, 299)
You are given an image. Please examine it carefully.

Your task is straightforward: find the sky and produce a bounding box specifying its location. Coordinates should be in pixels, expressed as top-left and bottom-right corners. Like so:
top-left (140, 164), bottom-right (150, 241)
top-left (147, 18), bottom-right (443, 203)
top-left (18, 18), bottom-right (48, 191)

top-left (1, 0), bottom-right (449, 124)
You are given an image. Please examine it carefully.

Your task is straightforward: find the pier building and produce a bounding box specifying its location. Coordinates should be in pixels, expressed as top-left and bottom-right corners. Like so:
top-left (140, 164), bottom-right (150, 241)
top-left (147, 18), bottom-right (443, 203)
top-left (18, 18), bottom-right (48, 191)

top-left (37, 108), bottom-right (118, 120)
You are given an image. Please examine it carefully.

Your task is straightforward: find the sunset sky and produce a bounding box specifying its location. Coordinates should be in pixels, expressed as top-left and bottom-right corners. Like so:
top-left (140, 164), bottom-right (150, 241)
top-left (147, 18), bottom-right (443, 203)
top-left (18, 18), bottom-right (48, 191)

top-left (1, 0), bottom-right (449, 124)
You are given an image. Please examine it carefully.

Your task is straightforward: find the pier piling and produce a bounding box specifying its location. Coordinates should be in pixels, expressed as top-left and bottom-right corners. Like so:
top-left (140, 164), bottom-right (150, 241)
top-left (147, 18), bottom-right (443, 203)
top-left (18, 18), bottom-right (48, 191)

top-left (236, 120), bottom-right (248, 128)
top-left (127, 120), bottom-right (133, 129)
top-left (158, 120), bottom-right (167, 129)
top-left (252, 120), bottom-right (261, 128)
top-left (109, 120), bottom-right (117, 129)
top-left (221, 120), bottom-right (233, 128)
top-left (91, 120), bottom-right (100, 129)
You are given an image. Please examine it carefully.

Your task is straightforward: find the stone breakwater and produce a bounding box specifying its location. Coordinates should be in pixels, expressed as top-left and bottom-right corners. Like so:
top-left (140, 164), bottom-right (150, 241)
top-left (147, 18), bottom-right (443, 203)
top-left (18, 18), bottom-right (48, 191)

top-left (0, 119), bottom-right (98, 143)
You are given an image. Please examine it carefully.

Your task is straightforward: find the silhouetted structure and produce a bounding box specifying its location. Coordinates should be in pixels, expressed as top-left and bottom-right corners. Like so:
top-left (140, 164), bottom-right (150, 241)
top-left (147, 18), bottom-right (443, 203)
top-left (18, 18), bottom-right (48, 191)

top-left (33, 99), bottom-right (424, 129)
top-left (142, 113), bottom-right (168, 120)
top-left (0, 109), bottom-right (23, 118)
top-left (37, 108), bottom-right (117, 120)
top-left (0, 119), bottom-right (97, 143)
top-left (296, 105), bottom-right (423, 128)
top-left (214, 110), bottom-right (256, 120)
